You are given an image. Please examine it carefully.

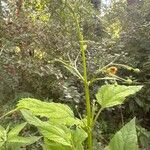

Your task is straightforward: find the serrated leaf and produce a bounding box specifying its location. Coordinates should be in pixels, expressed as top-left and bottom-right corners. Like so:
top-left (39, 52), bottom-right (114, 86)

top-left (39, 125), bottom-right (72, 147)
top-left (9, 136), bottom-right (41, 146)
top-left (43, 127), bottom-right (87, 150)
top-left (71, 127), bottom-right (87, 150)
top-left (21, 109), bottom-right (43, 126)
top-left (8, 122), bottom-right (27, 139)
top-left (44, 138), bottom-right (72, 150)
top-left (105, 118), bottom-right (138, 150)
top-left (96, 84), bottom-right (142, 108)
top-left (17, 98), bottom-right (79, 125)
top-left (21, 109), bottom-right (72, 147)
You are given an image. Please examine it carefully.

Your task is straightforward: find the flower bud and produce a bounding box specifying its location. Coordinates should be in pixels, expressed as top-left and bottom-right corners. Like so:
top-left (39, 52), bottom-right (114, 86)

top-left (133, 68), bottom-right (140, 73)
top-left (125, 79), bottom-right (133, 84)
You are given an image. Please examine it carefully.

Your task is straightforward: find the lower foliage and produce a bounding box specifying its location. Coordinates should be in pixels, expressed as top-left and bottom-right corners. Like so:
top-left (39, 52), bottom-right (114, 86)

top-left (0, 83), bottom-right (142, 150)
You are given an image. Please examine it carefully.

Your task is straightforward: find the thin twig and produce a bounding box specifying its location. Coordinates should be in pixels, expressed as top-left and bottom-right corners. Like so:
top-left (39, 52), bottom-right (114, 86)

top-left (92, 108), bottom-right (103, 128)
top-left (96, 55), bottom-right (120, 74)
top-left (74, 51), bottom-right (80, 68)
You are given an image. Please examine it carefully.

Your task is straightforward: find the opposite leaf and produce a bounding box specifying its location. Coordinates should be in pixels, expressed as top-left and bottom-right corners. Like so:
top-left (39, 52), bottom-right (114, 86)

top-left (96, 84), bottom-right (142, 109)
top-left (105, 118), bottom-right (138, 150)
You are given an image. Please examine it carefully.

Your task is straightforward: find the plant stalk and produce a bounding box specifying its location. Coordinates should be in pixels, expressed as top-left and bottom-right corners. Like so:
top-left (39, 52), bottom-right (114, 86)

top-left (74, 16), bottom-right (93, 150)
top-left (81, 50), bottom-right (92, 150)
top-left (65, 2), bottom-right (93, 149)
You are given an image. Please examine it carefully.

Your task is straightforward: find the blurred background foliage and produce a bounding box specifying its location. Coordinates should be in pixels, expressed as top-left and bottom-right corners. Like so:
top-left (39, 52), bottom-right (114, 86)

top-left (0, 0), bottom-right (150, 149)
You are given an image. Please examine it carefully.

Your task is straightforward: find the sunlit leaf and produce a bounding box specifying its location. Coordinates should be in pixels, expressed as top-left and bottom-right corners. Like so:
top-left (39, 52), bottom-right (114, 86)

top-left (96, 84), bottom-right (142, 108)
top-left (17, 98), bottom-right (80, 125)
top-left (21, 110), bottom-right (72, 147)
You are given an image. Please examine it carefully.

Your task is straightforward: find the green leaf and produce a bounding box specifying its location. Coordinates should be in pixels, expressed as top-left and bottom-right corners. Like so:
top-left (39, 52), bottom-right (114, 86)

top-left (17, 98), bottom-right (80, 125)
top-left (39, 124), bottom-right (72, 147)
top-left (43, 127), bottom-right (87, 150)
top-left (20, 109), bottom-right (43, 126)
top-left (0, 141), bottom-right (4, 147)
top-left (71, 127), bottom-right (87, 150)
top-left (44, 138), bottom-right (72, 150)
top-left (8, 122), bottom-right (27, 139)
top-left (137, 126), bottom-right (150, 150)
top-left (9, 136), bottom-right (41, 146)
top-left (0, 125), bottom-right (5, 138)
top-left (105, 118), bottom-right (138, 150)
top-left (21, 109), bottom-right (72, 147)
top-left (0, 125), bottom-right (7, 148)
top-left (0, 126), bottom-right (6, 147)
top-left (21, 110), bottom-right (86, 149)
top-left (6, 143), bottom-right (24, 150)
top-left (96, 84), bottom-right (142, 108)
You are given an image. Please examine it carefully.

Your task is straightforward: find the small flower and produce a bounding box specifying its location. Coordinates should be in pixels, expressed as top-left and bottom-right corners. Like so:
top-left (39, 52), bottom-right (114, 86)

top-left (106, 66), bottom-right (118, 75)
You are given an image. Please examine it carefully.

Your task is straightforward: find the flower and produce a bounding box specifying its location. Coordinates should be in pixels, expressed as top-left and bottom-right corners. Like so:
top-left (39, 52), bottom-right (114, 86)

top-left (106, 66), bottom-right (118, 75)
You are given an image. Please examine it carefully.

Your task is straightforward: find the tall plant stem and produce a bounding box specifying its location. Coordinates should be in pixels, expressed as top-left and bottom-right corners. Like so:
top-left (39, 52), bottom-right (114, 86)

top-left (82, 64), bottom-right (93, 150)
top-left (65, 2), bottom-right (93, 150)
top-left (75, 13), bottom-right (92, 150)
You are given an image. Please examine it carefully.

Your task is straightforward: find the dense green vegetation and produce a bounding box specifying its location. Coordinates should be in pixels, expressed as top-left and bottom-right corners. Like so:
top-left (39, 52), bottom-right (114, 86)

top-left (0, 0), bottom-right (149, 150)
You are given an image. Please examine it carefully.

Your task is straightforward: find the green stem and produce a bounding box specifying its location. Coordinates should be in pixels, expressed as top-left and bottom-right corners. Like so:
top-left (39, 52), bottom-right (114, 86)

top-left (64, 2), bottom-right (92, 149)
top-left (92, 108), bottom-right (103, 128)
top-left (82, 53), bottom-right (92, 150)
top-left (75, 14), bottom-right (93, 150)
top-left (89, 77), bottom-right (119, 86)
top-left (75, 14), bottom-right (92, 150)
